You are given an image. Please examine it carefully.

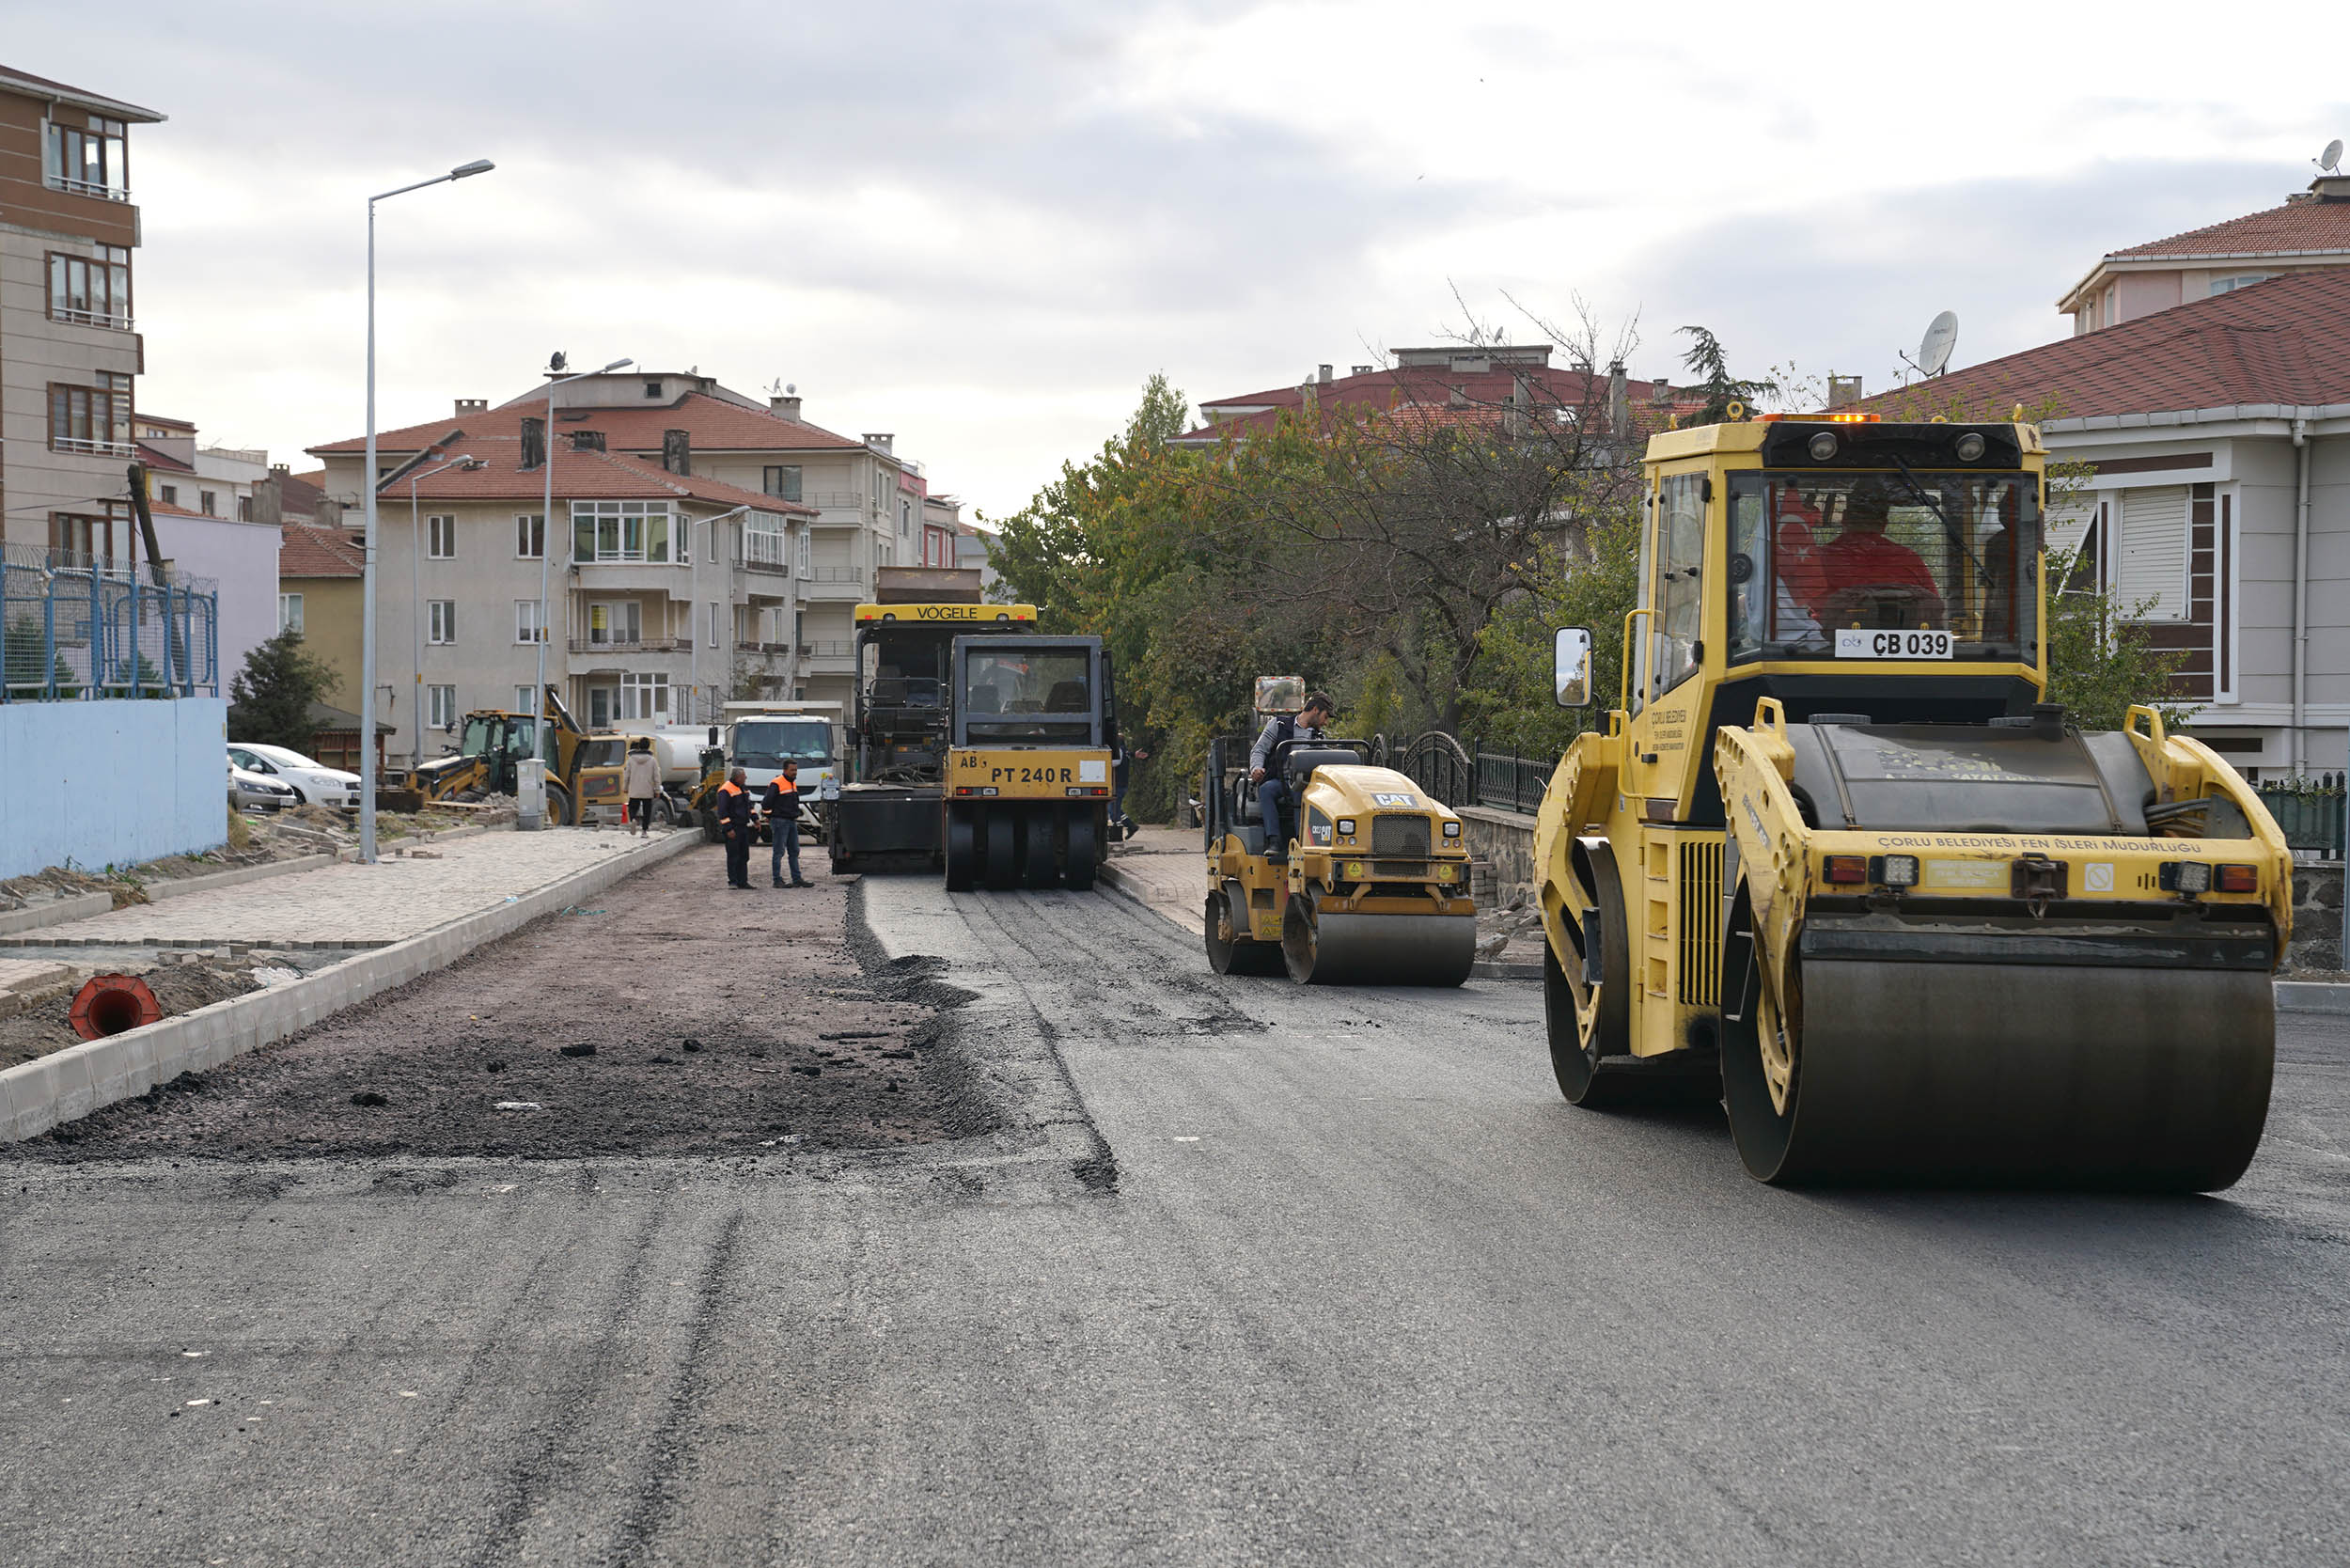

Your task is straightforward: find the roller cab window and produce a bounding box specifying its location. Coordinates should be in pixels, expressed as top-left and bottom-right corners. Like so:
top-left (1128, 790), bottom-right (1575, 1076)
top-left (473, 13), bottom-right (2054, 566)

top-left (1727, 471), bottom-right (2039, 663)
top-left (962, 650), bottom-right (1093, 742)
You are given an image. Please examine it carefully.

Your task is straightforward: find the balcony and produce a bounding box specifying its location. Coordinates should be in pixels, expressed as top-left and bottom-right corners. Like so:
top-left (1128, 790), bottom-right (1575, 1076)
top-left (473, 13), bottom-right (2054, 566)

top-left (568, 636), bottom-right (692, 655)
top-left (739, 531), bottom-right (791, 574)
top-left (52, 306), bottom-right (134, 331)
top-left (572, 559), bottom-right (693, 595)
top-left (51, 436), bottom-right (137, 459)
top-left (800, 567), bottom-right (865, 602)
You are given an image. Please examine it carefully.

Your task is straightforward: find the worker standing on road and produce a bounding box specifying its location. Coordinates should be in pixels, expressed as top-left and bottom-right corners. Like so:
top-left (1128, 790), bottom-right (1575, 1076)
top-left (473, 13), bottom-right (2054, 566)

top-left (1249, 692), bottom-right (1334, 862)
top-left (717, 767), bottom-right (755, 889)
top-left (622, 737), bottom-right (661, 839)
top-left (1109, 744), bottom-right (1150, 841)
top-left (764, 760), bottom-right (813, 887)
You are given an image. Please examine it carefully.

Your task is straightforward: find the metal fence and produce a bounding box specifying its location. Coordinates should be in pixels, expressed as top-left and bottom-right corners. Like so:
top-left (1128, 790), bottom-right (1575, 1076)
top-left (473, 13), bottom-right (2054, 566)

top-left (1383, 729), bottom-right (1554, 815)
top-left (2259, 776), bottom-right (2346, 861)
top-left (1, 542), bottom-right (219, 701)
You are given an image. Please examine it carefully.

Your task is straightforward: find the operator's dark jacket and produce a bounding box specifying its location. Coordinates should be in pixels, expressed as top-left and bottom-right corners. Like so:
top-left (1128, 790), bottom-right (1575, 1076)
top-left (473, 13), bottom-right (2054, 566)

top-left (716, 781), bottom-right (755, 837)
top-left (760, 777), bottom-right (801, 823)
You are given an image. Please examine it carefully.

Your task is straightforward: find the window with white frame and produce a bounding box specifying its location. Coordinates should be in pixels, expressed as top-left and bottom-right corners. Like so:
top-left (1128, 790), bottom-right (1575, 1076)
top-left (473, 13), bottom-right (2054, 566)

top-left (515, 600), bottom-right (544, 643)
top-left (428, 684), bottom-right (458, 729)
top-left (901, 498), bottom-right (912, 535)
top-left (619, 672), bottom-right (669, 720)
top-left (569, 499), bottom-right (676, 563)
top-left (587, 600), bottom-right (642, 646)
top-left (796, 530), bottom-right (812, 576)
top-left (710, 601), bottom-right (724, 649)
top-left (2209, 274), bottom-right (2274, 297)
top-left (763, 464), bottom-right (803, 502)
top-left (279, 593), bottom-right (304, 634)
top-left (200, 490), bottom-right (217, 517)
top-left (428, 514), bottom-right (456, 558)
top-left (514, 685), bottom-right (534, 713)
top-left (515, 513), bottom-right (543, 558)
top-left (744, 511), bottom-right (789, 569)
top-left (429, 600), bottom-right (457, 644)
top-left (2118, 486), bottom-right (2191, 621)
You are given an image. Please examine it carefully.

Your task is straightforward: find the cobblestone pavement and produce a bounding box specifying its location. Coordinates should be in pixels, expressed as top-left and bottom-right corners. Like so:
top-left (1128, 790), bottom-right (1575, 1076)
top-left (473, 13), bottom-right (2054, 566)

top-left (0, 828), bottom-right (688, 949)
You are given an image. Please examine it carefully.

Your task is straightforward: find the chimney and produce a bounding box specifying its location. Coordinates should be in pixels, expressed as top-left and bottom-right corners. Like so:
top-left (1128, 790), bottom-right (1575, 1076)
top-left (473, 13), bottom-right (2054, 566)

top-left (772, 393), bottom-right (803, 420)
top-left (1606, 361), bottom-right (1629, 436)
top-left (864, 433), bottom-right (894, 455)
top-left (571, 429), bottom-right (606, 452)
top-left (1511, 372), bottom-right (1531, 409)
top-left (252, 469), bottom-right (284, 526)
top-left (1826, 374), bottom-right (1864, 409)
top-left (1300, 380), bottom-right (1319, 416)
top-left (1448, 384), bottom-right (1468, 409)
top-left (1318, 364), bottom-right (1333, 384)
top-left (454, 398), bottom-right (488, 416)
top-left (662, 429), bottom-right (690, 476)
top-left (1352, 364), bottom-right (1373, 377)
top-left (520, 416), bottom-right (545, 471)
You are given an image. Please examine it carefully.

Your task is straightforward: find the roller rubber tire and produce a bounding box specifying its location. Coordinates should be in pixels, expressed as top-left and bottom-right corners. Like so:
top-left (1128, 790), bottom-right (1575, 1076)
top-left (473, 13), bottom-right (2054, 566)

top-left (1066, 810), bottom-right (1098, 892)
top-left (984, 808), bottom-right (1016, 891)
top-left (1022, 807), bottom-right (1059, 889)
top-left (1205, 891), bottom-right (1282, 976)
top-left (1548, 845), bottom-right (1635, 1105)
top-left (945, 805), bottom-right (978, 892)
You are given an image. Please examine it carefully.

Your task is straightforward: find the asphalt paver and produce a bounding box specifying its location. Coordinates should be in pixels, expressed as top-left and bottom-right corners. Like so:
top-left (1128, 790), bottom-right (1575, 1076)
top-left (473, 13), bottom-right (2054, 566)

top-left (4, 848), bottom-right (2349, 1565)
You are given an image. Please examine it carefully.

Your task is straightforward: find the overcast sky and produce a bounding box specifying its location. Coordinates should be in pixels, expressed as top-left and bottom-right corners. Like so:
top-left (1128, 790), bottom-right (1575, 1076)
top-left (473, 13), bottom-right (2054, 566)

top-left (11, 1), bottom-right (2348, 521)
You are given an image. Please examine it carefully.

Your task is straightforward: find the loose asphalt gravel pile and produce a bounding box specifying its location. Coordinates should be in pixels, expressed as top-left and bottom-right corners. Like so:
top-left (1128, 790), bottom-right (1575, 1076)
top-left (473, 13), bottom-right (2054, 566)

top-left (8, 851), bottom-right (995, 1162)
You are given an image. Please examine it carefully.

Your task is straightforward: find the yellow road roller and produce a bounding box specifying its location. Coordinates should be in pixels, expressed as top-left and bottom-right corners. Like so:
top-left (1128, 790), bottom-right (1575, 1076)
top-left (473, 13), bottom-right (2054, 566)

top-left (1201, 680), bottom-right (1477, 984)
top-left (1536, 414), bottom-right (2290, 1188)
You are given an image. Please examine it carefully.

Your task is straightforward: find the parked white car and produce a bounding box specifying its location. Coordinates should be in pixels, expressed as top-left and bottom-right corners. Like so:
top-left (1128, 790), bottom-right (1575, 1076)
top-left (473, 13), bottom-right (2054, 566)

top-left (227, 761), bottom-right (296, 814)
top-left (227, 744), bottom-right (364, 809)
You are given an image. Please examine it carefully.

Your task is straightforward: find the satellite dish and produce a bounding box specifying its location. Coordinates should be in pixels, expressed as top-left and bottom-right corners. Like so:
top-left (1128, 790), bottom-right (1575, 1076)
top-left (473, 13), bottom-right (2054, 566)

top-left (2321, 139), bottom-right (2342, 174)
top-left (1918, 311), bottom-right (1959, 377)
top-left (548, 351), bottom-right (569, 373)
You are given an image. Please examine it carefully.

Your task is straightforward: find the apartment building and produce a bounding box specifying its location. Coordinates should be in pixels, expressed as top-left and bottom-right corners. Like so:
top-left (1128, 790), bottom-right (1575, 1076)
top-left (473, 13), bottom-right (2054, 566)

top-left (0, 65), bottom-right (163, 558)
top-left (308, 370), bottom-right (940, 760)
top-left (2060, 173), bottom-right (2350, 336)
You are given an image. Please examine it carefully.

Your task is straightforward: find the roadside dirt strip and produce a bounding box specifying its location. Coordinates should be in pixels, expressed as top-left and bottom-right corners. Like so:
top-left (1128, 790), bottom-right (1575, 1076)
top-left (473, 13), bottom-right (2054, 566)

top-left (9, 854), bottom-right (1005, 1162)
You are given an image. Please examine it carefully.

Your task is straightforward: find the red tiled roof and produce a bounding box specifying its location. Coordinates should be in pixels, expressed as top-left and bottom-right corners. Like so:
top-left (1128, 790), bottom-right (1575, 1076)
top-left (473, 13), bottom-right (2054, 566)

top-left (137, 441), bottom-right (194, 472)
top-left (1861, 270), bottom-right (2350, 422)
top-left (307, 390), bottom-right (865, 458)
top-left (2109, 199), bottom-right (2350, 260)
top-left (278, 524), bottom-right (366, 579)
top-left (373, 437), bottom-right (816, 515)
top-left (274, 469), bottom-right (327, 517)
top-left (1178, 361), bottom-right (1678, 444)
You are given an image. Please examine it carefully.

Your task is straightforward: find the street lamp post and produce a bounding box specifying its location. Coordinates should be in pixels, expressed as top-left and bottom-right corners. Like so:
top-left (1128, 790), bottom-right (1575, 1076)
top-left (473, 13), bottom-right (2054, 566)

top-left (361, 157), bottom-right (494, 866)
top-left (530, 357), bottom-right (633, 776)
top-left (407, 454), bottom-right (478, 760)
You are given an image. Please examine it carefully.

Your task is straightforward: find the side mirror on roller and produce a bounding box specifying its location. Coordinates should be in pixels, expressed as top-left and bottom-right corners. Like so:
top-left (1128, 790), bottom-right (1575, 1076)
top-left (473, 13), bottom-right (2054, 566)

top-left (1554, 626), bottom-right (1594, 708)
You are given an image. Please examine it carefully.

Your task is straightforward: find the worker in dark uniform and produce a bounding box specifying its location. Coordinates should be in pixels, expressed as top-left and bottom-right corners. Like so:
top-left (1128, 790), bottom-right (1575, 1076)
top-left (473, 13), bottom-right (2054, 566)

top-left (763, 760), bottom-right (813, 887)
top-left (1249, 691), bottom-right (1334, 862)
top-left (717, 766), bottom-right (755, 889)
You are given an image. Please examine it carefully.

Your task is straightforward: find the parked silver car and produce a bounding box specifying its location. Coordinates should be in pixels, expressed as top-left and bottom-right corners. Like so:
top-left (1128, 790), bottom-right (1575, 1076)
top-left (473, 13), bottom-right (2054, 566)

top-left (227, 760), bottom-right (296, 814)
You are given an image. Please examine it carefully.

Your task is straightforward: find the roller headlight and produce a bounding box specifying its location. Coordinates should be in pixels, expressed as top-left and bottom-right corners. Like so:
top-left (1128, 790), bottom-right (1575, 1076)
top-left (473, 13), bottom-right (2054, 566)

top-left (1808, 431), bottom-right (1839, 462)
top-left (2160, 860), bottom-right (2212, 895)
top-left (1869, 854), bottom-right (1919, 887)
top-left (1954, 431), bottom-right (1986, 462)
top-left (1442, 820), bottom-right (1461, 839)
top-left (1337, 818), bottom-right (1355, 836)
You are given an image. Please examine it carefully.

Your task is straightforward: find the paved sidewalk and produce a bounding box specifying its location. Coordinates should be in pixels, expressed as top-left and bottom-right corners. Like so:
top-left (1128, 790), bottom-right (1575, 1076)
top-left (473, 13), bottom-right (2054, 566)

top-left (0, 827), bottom-right (691, 949)
top-left (1101, 826), bottom-right (1199, 931)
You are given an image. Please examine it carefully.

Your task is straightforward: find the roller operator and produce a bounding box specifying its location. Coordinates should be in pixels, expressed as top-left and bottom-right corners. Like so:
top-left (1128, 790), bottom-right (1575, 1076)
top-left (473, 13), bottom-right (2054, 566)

top-left (1248, 690), bottom-right (1334, 863)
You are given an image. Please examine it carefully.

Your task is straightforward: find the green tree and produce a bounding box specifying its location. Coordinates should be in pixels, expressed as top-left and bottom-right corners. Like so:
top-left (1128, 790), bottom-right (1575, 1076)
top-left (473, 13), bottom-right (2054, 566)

top-left (227, 630), bottom-right (339, 750)
top-left (3, 617), bottom-right (79, 698)
top-left (1676, 326), bottom-right (1779, 427)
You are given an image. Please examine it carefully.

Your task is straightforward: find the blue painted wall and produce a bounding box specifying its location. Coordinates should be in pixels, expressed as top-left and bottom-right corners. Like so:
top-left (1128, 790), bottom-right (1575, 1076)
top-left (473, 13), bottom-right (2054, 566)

top-left (0, 698), bottom-right (228, 878)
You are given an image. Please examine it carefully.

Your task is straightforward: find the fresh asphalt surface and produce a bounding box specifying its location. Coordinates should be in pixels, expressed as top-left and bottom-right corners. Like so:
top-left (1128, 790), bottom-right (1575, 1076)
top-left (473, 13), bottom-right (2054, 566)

top-left (7, 851), bottom-right (2350, 1565)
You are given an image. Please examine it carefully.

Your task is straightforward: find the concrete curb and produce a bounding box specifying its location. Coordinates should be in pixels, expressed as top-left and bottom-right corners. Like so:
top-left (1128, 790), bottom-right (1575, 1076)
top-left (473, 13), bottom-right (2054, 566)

top-left (0, 892), bottom-right (115, 937)
top-left (0, 828), bottom-right (704, 1143)
top-left (1472, 960), bottom-right (1543, 981)
top-left (1095, 860), bottom-right (1177, 925)
top-left (148, 854), bottom-right (334, 900)
top-left (2278, 981), bottom-right (2350, 1016)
